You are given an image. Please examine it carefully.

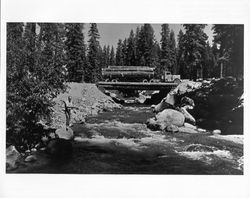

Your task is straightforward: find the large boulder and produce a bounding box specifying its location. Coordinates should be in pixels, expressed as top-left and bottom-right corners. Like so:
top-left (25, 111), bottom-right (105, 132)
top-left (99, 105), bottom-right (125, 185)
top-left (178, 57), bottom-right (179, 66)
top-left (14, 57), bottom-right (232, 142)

top-left (165, 124), bottom-right (179, 133)
top-left (24, 155), bottom-right (37, 162)
top-left (185, 144), bottom-right (215, 152)
top-left (174, 81), bottom-right (202, 95)
top-left (6, 145), bottom-right (21, 170)
top-left (55, 127), bottom-right (74, 140)
top-left (146, 109), bottom-right (185, 131)
top-left (152, 81), bottom-right (201, 113)
top-left (105, 91), bottom-right (125, 104)
top-left (135, 91), bottom-right (151, 104)
top-left (179, 107), bottom-right (196, 125)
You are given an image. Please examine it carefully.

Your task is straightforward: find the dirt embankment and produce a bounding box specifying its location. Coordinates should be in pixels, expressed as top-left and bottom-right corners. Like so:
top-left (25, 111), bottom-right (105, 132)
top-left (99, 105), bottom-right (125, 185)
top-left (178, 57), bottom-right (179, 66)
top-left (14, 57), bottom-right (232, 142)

top-left (49, 83), bottom-right (121, 128)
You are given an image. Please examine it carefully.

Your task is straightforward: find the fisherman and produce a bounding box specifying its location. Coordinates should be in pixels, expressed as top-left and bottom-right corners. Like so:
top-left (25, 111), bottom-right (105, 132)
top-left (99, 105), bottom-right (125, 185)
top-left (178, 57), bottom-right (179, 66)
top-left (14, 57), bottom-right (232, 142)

top-left (62, 96), bottom-right (78, 128)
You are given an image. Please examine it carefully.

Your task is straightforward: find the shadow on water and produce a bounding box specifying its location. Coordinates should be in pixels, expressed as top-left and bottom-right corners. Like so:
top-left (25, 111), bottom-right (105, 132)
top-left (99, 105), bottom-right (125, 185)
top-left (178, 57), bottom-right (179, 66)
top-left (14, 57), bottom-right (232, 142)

top-left (20, 141), bottom-right (241, 174)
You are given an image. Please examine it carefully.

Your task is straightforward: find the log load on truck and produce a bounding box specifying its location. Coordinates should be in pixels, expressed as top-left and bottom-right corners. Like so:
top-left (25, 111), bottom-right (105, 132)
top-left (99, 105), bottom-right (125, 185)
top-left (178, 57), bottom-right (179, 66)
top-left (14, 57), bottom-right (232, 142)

top-left (102, 66), bottom-right (181, 83)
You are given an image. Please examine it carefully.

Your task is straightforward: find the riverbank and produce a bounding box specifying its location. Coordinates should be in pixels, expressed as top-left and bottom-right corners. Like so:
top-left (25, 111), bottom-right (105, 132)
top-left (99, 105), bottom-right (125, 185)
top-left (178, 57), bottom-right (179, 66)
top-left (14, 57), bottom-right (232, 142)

top-left (49, 83), bottom-right (122, 128)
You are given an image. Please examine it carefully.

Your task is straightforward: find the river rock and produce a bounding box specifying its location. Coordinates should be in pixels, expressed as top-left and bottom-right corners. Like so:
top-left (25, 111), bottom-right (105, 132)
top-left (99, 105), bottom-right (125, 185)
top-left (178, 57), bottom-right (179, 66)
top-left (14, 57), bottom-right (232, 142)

top-left (24, 155), bottom-right (37, 162)
top-left (46, 139), bottom-right (73, 159)
top-left (197, 128), bottom-right (207, 133)
top-left (185, 144), bottom-right (215, 152)
top-left (104, 90), bottom-right (125, 104)
top-left (175, 81), bottom-right (202, 95)
top-left (156, 109), bottom-right (185, 128)
top-left (178, 126), bottom-right (198, 134)
top-left (184, 122), bottom-right (197, 129)
top-left (179, 107), bottom-right (196, 125)
top-left (111, 95), bottom-right (125, 104)
top-left (150, 81), bottom-right (200, 111)
top-left (55, 127), bottom-right (74, 140)
top-left (237, 156), bottom-right (243, 170)
top-left (6, 145), bottom-right (21, 170)
top-left (180, 96), bottom-right (195, 107)
top-left (147, 109), bottom-right (185, 130)
top-left (165, 124), bottom-right (179, 133)
top-left (212, 129), bottom-right (221, 135)
top-left (135, 92), bottom-right (150, 104)
top-left (146, 117), bottom-right (161, 131)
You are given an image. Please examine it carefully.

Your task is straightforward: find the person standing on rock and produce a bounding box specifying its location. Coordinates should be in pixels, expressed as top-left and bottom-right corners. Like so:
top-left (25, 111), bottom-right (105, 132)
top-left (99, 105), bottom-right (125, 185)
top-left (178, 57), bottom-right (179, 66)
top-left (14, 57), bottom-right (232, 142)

top-left (62, 96), bottom-right (78, 128)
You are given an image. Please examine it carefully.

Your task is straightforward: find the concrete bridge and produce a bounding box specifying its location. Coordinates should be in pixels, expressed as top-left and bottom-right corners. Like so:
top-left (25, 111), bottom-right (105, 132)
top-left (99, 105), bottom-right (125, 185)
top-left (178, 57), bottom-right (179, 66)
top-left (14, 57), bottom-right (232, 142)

top-left (96, 81), bottom-right (178, 90)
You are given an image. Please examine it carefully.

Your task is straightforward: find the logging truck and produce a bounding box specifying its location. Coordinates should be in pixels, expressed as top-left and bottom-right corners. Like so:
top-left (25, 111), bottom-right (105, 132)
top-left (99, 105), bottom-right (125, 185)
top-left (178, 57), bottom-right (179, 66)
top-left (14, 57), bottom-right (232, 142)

top-left (102, 66), bottom-right (181, 83)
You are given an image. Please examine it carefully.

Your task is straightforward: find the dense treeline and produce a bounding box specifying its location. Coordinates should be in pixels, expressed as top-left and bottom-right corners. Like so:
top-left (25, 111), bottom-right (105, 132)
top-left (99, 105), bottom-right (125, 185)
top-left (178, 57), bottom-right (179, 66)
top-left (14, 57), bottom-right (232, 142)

top-left (6, 23), bottom-right (244, 150)
top-left (113, 23), bottom-right (243, 80)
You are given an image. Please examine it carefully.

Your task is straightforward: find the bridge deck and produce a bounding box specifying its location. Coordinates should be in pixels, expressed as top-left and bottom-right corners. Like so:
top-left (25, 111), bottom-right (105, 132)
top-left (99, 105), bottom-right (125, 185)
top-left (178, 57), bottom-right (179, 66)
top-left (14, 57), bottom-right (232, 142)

top-left (97, 81), bottom-right (178, 90)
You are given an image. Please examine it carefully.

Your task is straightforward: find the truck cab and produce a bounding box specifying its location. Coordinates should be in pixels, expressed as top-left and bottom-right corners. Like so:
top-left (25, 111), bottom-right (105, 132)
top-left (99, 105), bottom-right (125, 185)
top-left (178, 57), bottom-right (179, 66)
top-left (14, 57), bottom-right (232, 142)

top-left (163, 71), bottom-right (181, 84)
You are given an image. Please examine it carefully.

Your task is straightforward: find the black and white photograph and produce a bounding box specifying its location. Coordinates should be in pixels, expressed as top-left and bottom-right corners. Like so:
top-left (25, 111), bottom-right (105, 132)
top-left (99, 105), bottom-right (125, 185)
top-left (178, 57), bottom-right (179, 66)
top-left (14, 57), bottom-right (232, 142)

top-left (5, 22), bottom-right (244, 174)
top-left (1, 0), bottom-right (249, 198)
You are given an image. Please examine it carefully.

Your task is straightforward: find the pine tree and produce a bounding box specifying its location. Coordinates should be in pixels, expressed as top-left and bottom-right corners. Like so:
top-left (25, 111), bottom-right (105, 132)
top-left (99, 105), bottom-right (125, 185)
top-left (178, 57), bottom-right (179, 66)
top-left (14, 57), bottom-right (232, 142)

top-left (38, 23), bottom-right (66, 93)
top-left (122, 38), bottom-right (128, 65)
top-left (169, 30), bottom-right (177, 74)
top-left (87, 23), bottom-right (101, 83)
top-left (134, 26), bottom-right (140, 65)
top-left (211, 42), bottom-right (220, 77)
top-left (101, 45), bottom-right (110, 68)
top-left (137, 24), bottom-right (156, 66)
top-left (182, 24), bottom-right (208, 80)
top-left (97, 45), bottom-right (103, 81)
top-left (160, 24), bottom-right (170, 69)
top-left (212, 25), bottom-right (243, 78)
top-left (116, 39), bottom-right (124, 65)
top-left (159, 24), bottom-right (171, 77)
top-left (7, 23), bottom-right (67, 150)
top-left (65, 23), bottom-right (86, 82)
top-left (109, 46), bottom-right (115, 66)
top-left (203, 41), bottom-right (216, 78)
top-left (177, 29), bottom-right (187, 78)
top-left (136, 26), bottom-right (145, 65)
top-left (23, 23), bottom-right (36, 73)
top-left (106, 45), bottom-right (110, 66)
top-left (102, 45), bottom-right (107, 67)
top-left (7, 23), bottom-right (25, 127)
top-left (126, 30), bottom-right (136, 66)
top-left (151, 41), bottom-right (161, 78)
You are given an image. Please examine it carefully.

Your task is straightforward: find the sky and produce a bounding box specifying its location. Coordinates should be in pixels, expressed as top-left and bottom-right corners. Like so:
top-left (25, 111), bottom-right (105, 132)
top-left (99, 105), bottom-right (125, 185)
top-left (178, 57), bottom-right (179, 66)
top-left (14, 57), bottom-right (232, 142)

top-left (84, 23), bottom-right (215, 49)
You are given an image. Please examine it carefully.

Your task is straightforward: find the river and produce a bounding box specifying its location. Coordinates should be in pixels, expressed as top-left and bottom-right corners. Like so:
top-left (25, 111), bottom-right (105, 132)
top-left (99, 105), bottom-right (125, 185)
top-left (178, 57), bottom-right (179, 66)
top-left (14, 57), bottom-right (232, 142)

top-left (11, 105), bottom-right (243, 174)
